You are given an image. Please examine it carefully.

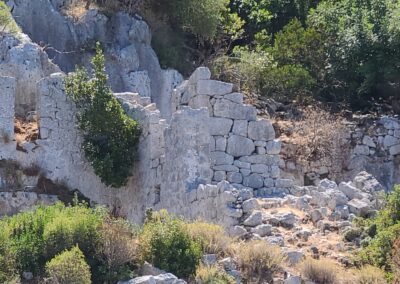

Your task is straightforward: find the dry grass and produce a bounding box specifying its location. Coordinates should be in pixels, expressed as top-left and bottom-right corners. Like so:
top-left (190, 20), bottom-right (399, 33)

top-left (299, 257), bottom-right (339, 284)
top-left (14, 117), bottom-right (38, 144)
top-left (233, 240), bottom-right (283, 283)
top-left (195, 265), bottom-right (236, 284)
top-left (352, 266), bottom-right (387, 284)
top-left (98, 218), bottom-right (138, 273)
top-left (275, 106), bottom-right (349, 179)
top-left (186, 221), bottom-right (232, 256)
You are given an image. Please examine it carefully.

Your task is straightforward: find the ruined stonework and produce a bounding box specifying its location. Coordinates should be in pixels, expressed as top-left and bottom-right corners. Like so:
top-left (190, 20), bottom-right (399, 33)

top-left (172, 68), bottom-right (292, 197)
top-left (0, 27), bottom-right (284, 229)
top-left (8, 0), bottom-right (182, 120)
top-left (280, 116), bottom-right (400, 191)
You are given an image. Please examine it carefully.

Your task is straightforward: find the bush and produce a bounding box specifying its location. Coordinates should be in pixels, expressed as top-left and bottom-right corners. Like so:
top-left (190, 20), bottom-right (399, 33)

top-left (45, 246), bottom-right (91, 284)
top-left (234, 240), bottom-right (283, 283)
top-left (0, 202), bottom-right (104, 277)
top-left (300, 258), bottom-right (338, 284)
top-left (65, 43), bottom-right (141, 188)
top-left (195, 265), bottom-right (235, 284)
top-left (353, 266), bottom-right (387, 284)
top-left (0, 227), bottom-right (18, 283)
top-left (139, 210), bottom-right (202, 279)
top-left (96, 218), bottom-right (139, 282)
top-left (186, 221), bottom-right (232, 256)
top-left (357, 186), bottom-right (400, 276)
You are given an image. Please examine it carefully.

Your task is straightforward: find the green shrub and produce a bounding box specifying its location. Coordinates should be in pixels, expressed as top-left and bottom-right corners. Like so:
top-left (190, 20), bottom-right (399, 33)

top-left (65, 43), bottom-right (141, 188)
top-left (45, 246), bottom-right (91, 284)
top-left (195, 265), bottom-right (235, 284)
top-left (357, 185), bottom-right (400, 277)
top-left (0, 227), bottom-right (18, 283)
top-left (1, 202), bottom-right (103, 276)
top-left (139, 210), bottom-right (202, 279)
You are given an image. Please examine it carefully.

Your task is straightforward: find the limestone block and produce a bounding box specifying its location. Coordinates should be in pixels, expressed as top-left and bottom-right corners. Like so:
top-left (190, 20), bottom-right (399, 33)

top-left (275, 179), bottom-right (294, 188)
top-left (347, 199), bottom-right (370, 216)
top-left (266, 139), bottom-right (281, 154)
top-left (390, 144), bottom-right (400, 155)
top-left (189, 94), bottom-right (212, 110)
top-left (227, 172), bottom-right (243, 184)
top-left (213, 165), bottom-right (239, 172)
top-left (197, 80), bottom-right (233, 96)
top-left (242, 198), bottom-right (260, 213)
top-left (383, 135), bottom-right (399, 148)
top-left (251, 164), bottom-right (269, 174)
top-left (250, 224), bottom-right (272, 237)
top-left (338, 182), bottom-right (363, 200)
top-left (188, 67), bottom-right (211, 84)
top-left (353, 145), bottom-right (370, 155)
top-left (209, 117), bottom-right (233, 136)
top-left (243, 211), bottom-right (263, 227)
top-left (223, 92), bottom-right (244, 104)
top-left (232, 120), bottom-right (248, 137)
top-left (234, 160), bottom-right (251, 169)
top-left (214, 99), bottom-right (257, 120)
top-left (239, 155), bottom-right (279, 165)
top-left (248, 119), bottom-right (275, 141)
top-left (256, 147), bottom-right (266, 155)
top-left (229, 225), bottom-right (248, 238)
top-left (362, 135), bottom-right (376, 148)
top-left (243, 174), bottom-right (264, 188)
top-left (213, 171), bottom-right (226, 182)
top-left (210, 151), bottom-right (234, 165)
top-left (226, 135), bottom-right (255, 157)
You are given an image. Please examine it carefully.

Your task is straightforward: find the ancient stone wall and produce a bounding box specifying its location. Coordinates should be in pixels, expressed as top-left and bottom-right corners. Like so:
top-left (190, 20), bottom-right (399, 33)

top-left (173, 68), bottom-right (293, 197)
top-left (280, 116), bottom-right (400, 191)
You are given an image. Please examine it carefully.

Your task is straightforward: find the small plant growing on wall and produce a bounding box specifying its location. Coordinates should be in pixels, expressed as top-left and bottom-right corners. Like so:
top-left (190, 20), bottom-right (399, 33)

top-left (65, 43), bottom-right (141, 188)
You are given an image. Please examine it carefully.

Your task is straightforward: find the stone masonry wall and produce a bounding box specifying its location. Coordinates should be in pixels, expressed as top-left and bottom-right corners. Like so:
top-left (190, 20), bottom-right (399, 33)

top-left (280, 116), bottom-right (400, 191)
top-left (173, 67), bottom-right (293, 197)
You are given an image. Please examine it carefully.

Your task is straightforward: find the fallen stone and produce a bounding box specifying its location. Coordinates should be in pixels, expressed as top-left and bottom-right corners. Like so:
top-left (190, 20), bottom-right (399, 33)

top-left (243, 211), bottom-right (263, 227)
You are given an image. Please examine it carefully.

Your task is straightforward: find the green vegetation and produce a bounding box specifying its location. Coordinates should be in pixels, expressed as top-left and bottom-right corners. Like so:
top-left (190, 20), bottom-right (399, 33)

top-left (139, 210), bottom-right (202, 279)
top-left (356, 185), bottom-right (400, 280)
top-left (92, 0), bottom-right (400, 110)
top-left (0, 1), bottom-right (20, 35)
top-left (65, 43), bottom-right (141, 188)
top-left (45, 246), bottom-right (92, 284)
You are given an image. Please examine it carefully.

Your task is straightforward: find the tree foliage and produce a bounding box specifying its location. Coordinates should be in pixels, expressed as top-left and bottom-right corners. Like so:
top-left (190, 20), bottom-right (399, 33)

top-left (65, 43), bottom-right (141, 188)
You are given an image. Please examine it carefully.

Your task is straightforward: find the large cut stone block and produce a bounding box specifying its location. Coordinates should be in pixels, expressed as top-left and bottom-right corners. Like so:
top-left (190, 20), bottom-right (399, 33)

top-left (209, 117), bottom-right (233, 136)
top-left (248, 119), bottom-right (275, 141)
top-left (226, 135), bottom-right (255, 157)
top-left (197, 80), bottom-right (233, 96)
top-left (214, 99), bottom-right (257, 120)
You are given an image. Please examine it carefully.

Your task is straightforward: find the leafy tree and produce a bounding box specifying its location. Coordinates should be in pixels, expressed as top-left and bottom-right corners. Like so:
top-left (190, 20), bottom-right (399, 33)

top-left (65, 43), bottom-right (141, 188)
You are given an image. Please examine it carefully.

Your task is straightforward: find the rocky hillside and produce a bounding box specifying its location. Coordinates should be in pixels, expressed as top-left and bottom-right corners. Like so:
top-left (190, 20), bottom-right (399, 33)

top-left (0, 0), bottom-right (399, 283)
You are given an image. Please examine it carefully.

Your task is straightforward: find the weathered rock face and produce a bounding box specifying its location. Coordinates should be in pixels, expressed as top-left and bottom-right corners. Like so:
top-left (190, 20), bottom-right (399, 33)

top-left (8, 0), bottom-right (182, 119)
top-left (0, 34), bottom-right (59, 116)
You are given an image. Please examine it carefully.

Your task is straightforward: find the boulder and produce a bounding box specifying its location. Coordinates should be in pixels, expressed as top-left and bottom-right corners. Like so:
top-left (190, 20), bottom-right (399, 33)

top-left (243, 211), bottom-right (263, 227)
top-left (250, 224), bottom-right (272, 237)
top-left (347, 199), bottom-right (371, 216)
